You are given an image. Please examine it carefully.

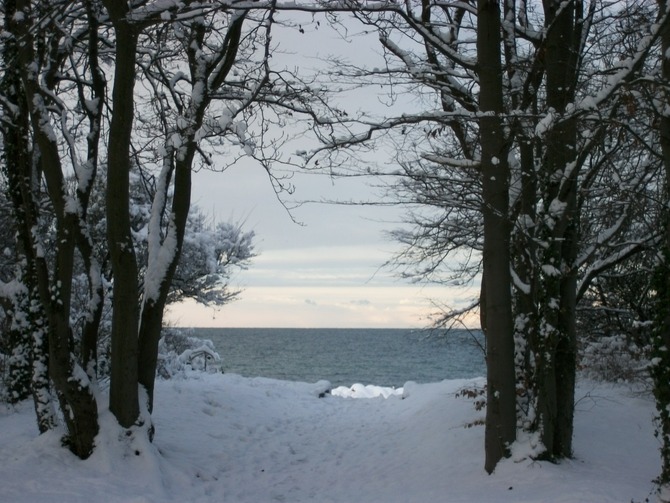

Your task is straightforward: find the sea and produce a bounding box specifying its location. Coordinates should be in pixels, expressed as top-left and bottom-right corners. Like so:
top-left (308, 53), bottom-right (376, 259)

top-left (191, 327), bottom-right (486, 388)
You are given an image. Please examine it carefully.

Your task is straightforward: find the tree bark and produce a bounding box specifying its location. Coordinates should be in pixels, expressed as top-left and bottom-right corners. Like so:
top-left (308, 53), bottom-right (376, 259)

top-left (534, 0), bottom-right (580, 459)
top-left (104, 9), bottom-right (141, 428)
top-left (478, 0), bottom-right (516, 474)
top-left (0, 0), bottom-right (34, 405)
top-left (652, 0), bottom-right (670, 493)
top-left (511, 134), bottom-right (539, 431)
top-left (12, 0), bottom-right (99, 457)
top-left (78, 0), bottom-right (106, 377)
top-left (138, 154), bottom-right (192, 411)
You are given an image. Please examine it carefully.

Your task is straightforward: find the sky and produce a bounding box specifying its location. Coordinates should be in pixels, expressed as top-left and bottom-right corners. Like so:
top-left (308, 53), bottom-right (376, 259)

top-left (167, 11), bottom-right (480, 329)
top-left (168, 163), bottom-right (479, 328)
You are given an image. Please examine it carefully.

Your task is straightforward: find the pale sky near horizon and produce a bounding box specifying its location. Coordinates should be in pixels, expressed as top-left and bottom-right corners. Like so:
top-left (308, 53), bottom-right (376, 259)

top-left (166, 11), bottom-right (481, 329)
top-left (168, 163), bottom-right (480, 328)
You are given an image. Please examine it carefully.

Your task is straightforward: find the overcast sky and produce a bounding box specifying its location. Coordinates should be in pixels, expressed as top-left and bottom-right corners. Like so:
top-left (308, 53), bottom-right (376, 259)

top-left (166, 11), bottom-right (480, 329)
top-left (168, 162), bottom-right (479, 328)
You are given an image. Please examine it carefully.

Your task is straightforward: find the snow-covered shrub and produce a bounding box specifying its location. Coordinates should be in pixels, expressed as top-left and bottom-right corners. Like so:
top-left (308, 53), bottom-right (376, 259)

top-left (156, 328), bottom-right (222, 379)
top-left (579, 334), bottom-right (650, 385)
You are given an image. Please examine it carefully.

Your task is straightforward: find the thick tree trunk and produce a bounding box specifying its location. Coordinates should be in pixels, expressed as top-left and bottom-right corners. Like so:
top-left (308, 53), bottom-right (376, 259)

top-left (530, 0), bottom-right (580, 459)
top-left (6, 318), bottom-right (32, 403)
top-left (0, 78), bottom-right (56, 432)
top-left (478, 0), bottom-right (516, 474)
top-left (555, 221), bottom-right (578, 457)
top-left (105, 18), bottom-right (141, 428)
top-left (30, 308), bottom-right (56, 434)
top-left (1, 0), bottom-right (36, 406)
top-left (652, 0), bottom-right (670, 493)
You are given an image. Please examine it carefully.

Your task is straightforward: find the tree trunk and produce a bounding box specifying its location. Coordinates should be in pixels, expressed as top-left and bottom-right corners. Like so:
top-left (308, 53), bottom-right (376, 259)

top-left (478, 0), bottom-right (516, 474)
top-left (137, 14), bottom-right (244, 411)
top-left (78, 0), bottom-right (106, 378)
top-left (531, 0), bottom-right (581, 459)
top-left (512, 134), bottom-right (539, 431)
top-left (138, 156), bottom-right (192, 411)
top-left (104, 12), bottom-right (141, 428)
top-left (1, 0), bottom-right (37, 407)
top-left (30, 304), bottom-right (56, 434)
top-left (652, 0), bottom-right (670, 494)
top-left (555, 219), bottom-right (578, 457)
top-left (6, 318), bottom-right (32, 403)
top-left (11, 0), bottom-right (99, 457)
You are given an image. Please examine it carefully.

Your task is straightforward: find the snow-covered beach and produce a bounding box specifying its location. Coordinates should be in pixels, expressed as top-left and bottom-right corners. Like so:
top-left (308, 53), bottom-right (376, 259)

top-left (0, 372), bottom-right (658, 503)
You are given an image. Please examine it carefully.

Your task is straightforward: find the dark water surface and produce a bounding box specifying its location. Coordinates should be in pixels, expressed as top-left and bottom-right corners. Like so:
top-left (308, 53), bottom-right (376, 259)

top-left (192, 327), bottom-right (485, 388)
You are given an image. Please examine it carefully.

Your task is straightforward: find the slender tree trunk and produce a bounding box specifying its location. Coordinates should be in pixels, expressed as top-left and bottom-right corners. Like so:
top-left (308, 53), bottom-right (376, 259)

top-left (478, 0), bottom-right (516, 474)
top-left (512, 135), bottom-right (539, 431)
top-left (78, 0), bottom-right (106, 378)
top-left (11, 0), bottom-right (98, 457)
top-left (137, 14), bottom-right (245, 411)
top-left (138, 156), bottom-right (192, 411)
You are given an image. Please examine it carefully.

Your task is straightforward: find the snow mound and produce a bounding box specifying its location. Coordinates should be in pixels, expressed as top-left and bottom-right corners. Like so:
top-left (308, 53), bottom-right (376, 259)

top-left (331, 382), bottom-right (403, 398)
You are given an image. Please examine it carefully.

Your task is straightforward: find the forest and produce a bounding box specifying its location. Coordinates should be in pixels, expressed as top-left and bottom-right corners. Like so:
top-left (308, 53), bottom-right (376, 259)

top-left (0, 0), bottom-right (669, 499)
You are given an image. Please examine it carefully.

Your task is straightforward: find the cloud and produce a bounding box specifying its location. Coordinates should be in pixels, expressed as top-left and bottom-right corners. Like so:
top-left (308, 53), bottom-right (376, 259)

top-left (167, 284), bottom-right (481, 329)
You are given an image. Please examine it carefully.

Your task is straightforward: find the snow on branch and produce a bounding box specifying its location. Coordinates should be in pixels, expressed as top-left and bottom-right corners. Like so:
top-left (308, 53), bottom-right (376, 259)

top-left (576, 236), bottom-right (659, 302)
top-left (422, 154), bottom-right (480, 169)
top-left (566, 11), bottom-right (670, 119)
top-left (143, 160), bottom-right (177, 304)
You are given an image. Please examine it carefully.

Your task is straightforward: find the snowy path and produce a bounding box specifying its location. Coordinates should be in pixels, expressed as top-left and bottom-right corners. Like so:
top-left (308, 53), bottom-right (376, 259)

top-left (0, 373), bottom-right (660, 502)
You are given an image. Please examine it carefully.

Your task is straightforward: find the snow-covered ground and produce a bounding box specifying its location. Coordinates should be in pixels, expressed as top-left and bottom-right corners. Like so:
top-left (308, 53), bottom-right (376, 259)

top-left (0, 373), bottom-right (659, 503)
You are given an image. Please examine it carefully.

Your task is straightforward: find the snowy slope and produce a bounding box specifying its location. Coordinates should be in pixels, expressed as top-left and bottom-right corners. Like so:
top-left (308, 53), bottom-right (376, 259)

top-left (0, 374), bottom-right (659, 503)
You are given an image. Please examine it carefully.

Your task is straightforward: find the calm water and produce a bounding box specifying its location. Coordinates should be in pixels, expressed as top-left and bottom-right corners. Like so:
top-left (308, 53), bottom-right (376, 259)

top-left (192, 328), bottom-right (486, 388)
